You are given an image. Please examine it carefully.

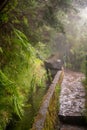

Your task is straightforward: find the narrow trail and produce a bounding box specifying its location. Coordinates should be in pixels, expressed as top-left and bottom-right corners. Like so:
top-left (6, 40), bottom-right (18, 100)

top-left (57, 70), bottom-right (87, 130)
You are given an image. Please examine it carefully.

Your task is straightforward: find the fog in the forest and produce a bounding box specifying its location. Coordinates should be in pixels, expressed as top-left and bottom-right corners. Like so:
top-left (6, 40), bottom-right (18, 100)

top-left (50, 0), bottom-right (87, 70)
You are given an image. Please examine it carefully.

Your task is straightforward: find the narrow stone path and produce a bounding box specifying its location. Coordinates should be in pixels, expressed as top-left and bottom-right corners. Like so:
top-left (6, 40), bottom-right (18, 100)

top-left (58, 70), bottom-right (87, 130)
top-left (59, 124), bottom-right (86, 130)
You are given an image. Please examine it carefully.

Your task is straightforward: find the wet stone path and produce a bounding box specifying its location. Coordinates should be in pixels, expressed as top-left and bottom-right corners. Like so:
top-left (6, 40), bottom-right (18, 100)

top-left (57, 70), bottom-right (87, 130)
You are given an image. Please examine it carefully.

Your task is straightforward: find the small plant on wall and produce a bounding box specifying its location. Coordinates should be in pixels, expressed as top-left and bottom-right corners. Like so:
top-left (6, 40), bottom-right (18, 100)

top-left (85, 55), bottom-right (87, 85)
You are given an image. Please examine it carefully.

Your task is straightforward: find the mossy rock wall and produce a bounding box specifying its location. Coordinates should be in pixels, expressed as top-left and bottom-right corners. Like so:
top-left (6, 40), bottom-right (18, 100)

top-left (31, 70), bottom-right (64, 130)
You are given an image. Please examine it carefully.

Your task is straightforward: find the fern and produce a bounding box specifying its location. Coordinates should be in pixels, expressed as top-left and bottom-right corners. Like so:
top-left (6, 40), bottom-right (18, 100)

top-left (13, 29), bottom-right (35, 56)
top-left (0, 70), bottom-right (23, 120)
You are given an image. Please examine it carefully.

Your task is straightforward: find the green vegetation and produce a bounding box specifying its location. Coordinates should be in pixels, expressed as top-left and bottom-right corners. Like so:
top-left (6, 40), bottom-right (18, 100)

top-left (2, 0), bottom-right (87, 129)
top-left (43, 74), bottom-right (63, 130)
top-left (0, 0), bottom-right (70, 129)
top-left (0, 28), bottom-right (47, 130)
top-left (85, 55), bottom-right (87, 84)
top-left (43, 87), bottom-right (60, 130)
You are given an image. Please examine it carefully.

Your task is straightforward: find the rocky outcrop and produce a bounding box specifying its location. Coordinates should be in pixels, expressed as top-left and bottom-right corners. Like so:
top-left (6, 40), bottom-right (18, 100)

top-left (44, 55), bottom-right (62, 78)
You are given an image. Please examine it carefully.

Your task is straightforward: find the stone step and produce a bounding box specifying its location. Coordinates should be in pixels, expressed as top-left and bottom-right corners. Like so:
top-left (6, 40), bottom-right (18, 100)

top-left (59, 124), bottom-right (87, 130)
top-left (58, 115), bottom-right (87, 126)
top-left (57, 71), bottom-right (87, 129)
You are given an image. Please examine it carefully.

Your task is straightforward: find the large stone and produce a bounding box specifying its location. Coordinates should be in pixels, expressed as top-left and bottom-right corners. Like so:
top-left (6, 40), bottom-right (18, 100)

top-left (44, 55), bottom-right (62, 78)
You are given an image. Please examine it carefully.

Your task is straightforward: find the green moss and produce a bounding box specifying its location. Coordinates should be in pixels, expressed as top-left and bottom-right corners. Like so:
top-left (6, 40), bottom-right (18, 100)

top-left (42, 71), bottom-right (63, 130)
top-left (43, 84), bottom-right (61, 130)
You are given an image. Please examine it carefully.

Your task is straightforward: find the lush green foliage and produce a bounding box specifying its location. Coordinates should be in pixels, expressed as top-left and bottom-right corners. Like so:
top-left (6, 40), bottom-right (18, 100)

top-left (0, 0), bottom-right (72, 129)
top-left (0, 27), bottom-right (47, 129)
top-left (0, 70), bottom-right (21, 129)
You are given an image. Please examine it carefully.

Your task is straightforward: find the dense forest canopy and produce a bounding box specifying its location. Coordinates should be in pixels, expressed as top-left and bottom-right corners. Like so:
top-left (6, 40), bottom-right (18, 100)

top-left (0, 0), bottom-right (87, 130)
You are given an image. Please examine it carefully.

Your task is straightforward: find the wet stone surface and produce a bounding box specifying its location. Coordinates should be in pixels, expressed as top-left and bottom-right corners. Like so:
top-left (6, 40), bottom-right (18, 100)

top-left (59, 70), bottom-right (86, 117)
top-left (59, 124), bottom-right (86, 130)
top-left (55, 70), bottom-right (87, 130)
